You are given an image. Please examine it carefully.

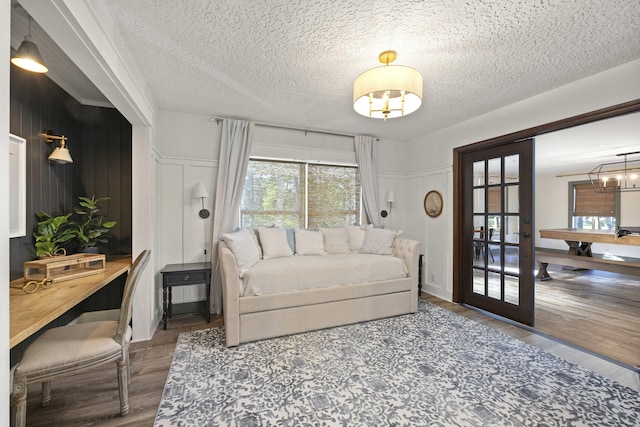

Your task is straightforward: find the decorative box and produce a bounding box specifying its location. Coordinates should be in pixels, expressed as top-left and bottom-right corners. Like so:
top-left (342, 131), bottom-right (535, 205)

top-left (24, 254), bottom-right (106, 283)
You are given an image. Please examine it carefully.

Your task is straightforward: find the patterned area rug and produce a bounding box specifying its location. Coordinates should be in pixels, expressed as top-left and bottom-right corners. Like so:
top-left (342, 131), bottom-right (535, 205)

top-left (154, 301), bottom-right (639, 426)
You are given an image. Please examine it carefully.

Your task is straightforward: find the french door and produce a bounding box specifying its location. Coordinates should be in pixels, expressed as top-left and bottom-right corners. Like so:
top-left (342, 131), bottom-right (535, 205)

top-left (454, 139), bottom-right (535, 325)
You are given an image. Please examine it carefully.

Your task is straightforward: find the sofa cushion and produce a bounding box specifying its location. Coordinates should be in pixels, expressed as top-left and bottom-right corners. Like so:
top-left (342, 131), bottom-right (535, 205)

top-left (222, 228), bottom-right (261, 276)
top-left (360, 228), bottom-right (396, 255)
top-left (320, 227), bottom-right (351, 254)
top-left (295, 229), bottom-right (325, 255)
top-left (258, 227), bottom-right (294, 259)
top-left (345, 225), bottom-right (367, 252)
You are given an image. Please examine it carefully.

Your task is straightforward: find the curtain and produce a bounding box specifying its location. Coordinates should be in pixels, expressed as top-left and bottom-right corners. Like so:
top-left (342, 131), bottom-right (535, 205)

top-left (210, 119), bottom-right (254, 314)
top-left (354, 135), bottom-right (381, 226)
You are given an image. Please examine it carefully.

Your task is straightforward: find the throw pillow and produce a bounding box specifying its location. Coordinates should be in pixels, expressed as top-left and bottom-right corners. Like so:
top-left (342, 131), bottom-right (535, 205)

top-left (257, 227), bottom-right (294, 259)
top-left (295, 229), bottom-right (326, 255)
top-left (221, 228), bottom-right (261, 277)
top-left (345, 225), bottom-right (367, 252)
top-left (320, 227), bottom-right (351, 254)
top-left (360, 228), bottom-right (396, 255)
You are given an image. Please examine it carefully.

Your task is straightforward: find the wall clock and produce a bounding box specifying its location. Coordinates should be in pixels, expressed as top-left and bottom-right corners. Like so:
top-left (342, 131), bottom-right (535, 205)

top-left (424, 190), bottom-right (443, 218)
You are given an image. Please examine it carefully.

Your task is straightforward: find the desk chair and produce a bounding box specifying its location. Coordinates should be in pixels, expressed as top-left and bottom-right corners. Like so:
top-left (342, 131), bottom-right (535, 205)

top-left (11, 250), bottom-right (150, 427)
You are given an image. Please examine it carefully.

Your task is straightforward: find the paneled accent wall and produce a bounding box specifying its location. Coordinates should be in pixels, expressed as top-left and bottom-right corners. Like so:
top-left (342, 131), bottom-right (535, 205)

top-left (9, 67), bottom-right (132, 365)
top-left (9, 66), bottom-right (132, 279)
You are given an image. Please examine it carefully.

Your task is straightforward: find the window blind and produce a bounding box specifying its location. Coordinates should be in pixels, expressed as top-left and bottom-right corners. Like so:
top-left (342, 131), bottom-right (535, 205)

top-left (573, 182), bottom-right (615, 216)
top-left (241, 159), bottom-right (361, 229)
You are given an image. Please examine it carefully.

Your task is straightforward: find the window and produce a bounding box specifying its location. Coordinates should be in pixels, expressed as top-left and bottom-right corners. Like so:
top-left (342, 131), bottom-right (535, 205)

top-left (569, 181), bottom-right (619, 230)
top-left (241, 159), bottom-right (361, 228)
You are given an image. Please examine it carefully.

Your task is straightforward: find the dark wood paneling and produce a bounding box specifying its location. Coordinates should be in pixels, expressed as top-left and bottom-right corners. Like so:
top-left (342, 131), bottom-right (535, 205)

top-left (9, 66), bottom-right (132, 279)
top-left (9, 66), bottom-right (133, 365)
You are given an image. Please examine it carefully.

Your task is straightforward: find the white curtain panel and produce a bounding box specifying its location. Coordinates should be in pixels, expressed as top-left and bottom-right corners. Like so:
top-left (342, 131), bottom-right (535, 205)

top-left (210, 119), bottom-right (254, 314)
top-left (355, 135), bottom-right (382, 226)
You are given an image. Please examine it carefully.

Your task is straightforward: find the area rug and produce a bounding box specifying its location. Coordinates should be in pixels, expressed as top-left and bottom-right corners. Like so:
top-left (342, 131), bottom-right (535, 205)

top-left (154, 301), bottom-right (639, 426)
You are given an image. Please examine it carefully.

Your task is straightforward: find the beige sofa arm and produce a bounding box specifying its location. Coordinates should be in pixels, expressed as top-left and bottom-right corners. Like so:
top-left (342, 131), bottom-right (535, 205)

top-left (218, 241), bottom-right (241, 347)
top-left (392, 238), bottom-right (421, 312)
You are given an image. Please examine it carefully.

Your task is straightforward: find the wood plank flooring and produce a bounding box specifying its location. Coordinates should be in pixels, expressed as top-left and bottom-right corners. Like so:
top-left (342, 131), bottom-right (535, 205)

top-left (21, 291), bottom-right (639, 426)
top-left (534, 266), bottom-right (640, 368)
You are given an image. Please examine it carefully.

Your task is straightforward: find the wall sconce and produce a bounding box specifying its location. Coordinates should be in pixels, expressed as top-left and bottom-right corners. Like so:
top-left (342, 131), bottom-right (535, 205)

top-left (43, 132), bottom-right (73, 164)
top-left (380, 190), bottom-right (395, 218)
top-left (193, 182), bottom-right (210, 218)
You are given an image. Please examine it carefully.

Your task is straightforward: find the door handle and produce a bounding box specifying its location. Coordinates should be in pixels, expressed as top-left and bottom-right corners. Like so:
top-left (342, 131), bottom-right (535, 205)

top-left (518, 232), bottom-right (530, 238)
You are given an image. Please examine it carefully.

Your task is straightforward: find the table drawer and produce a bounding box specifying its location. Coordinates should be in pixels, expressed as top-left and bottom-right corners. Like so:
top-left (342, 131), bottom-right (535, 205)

top-left (164, 271), bottom-right (208, 285)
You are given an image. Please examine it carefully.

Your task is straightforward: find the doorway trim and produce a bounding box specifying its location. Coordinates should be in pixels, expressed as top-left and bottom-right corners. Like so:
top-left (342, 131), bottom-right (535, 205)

top-left (453, 98), bottom-right (640, 303)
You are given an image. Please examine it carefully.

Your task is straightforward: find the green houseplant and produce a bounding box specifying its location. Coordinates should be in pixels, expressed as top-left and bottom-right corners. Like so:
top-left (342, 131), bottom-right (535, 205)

top-left (74, 195), bottom-right (117, 252)
top-left (34, 212), bottom-right (76, 258)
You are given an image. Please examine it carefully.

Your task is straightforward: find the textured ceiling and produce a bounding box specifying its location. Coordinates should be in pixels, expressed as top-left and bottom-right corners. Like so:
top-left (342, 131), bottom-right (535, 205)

top-left (98, 0), bottom-right (640, 141)
top-left (10, 0), bottom-right (640, 145)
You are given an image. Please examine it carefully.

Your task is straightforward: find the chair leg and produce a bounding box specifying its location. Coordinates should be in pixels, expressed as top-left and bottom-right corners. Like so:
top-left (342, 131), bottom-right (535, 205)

top-left (41, 381), bottom-right (51, 407)
top-left (11, 375), bottom-right (27, 427)
top-left (117, 359), bottom-right (130, 416)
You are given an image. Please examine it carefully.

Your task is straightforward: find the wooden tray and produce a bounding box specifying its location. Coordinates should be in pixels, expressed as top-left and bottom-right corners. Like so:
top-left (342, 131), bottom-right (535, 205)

top-left (24, 254), bottom-right (106, 283)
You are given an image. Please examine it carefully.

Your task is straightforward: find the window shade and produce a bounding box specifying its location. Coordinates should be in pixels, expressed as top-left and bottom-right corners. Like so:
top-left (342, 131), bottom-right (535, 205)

top-left (241, 159), bottom-right (361, 229)
top-left (307, 164), bottom-right (360, 229)
top-left (241, 160), bottom-right (305, 228)
top-left (573, 182), bottom-right (615, 216)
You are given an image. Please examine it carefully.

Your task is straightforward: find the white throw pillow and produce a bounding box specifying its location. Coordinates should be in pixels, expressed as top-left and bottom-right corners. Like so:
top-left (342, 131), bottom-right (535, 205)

top-left (257, 227), bottom-right (293, 259)
top-left (360, 228), bottom-right (396, 255)
top-left (295, 229), bottom-right (326, 255)
top-left (345, 225), bottom-right (367, 252)
top-left (221, 228), bottom-right (261, 277)
top-left (320, 228), bottom-right (351, 254)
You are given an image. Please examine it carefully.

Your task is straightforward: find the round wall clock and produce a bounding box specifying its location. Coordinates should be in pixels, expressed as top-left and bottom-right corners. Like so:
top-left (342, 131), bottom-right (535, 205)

top-left (424, 190), bottom-right (443, 218)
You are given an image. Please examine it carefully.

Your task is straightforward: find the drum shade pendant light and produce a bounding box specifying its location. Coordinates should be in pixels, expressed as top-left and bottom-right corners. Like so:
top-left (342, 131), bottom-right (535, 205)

top-left (353, 50), bottom-right (422, 120)
top-left (11, 17), bottom-right (48, 73)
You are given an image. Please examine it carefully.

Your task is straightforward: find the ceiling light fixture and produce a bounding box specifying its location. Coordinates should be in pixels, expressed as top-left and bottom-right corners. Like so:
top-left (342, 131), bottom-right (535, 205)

top-left (11, 17), bottom-right (48, 73)
top-left (43, 132), bottom-right (73, 164)
top-left (588, 151), bottom-right (640, 192)
top-left (353, 50), bottom-right (423, 121)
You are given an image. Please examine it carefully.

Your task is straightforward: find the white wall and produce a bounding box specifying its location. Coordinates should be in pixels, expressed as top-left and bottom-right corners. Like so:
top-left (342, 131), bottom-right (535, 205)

top-left (408, 60), bottom-right (640, 301)
top-left (1, 0), bottom-right (11, 420)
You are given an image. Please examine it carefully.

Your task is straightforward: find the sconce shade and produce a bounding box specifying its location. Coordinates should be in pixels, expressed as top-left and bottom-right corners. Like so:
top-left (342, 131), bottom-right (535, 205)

top-left (353, 51), bottom-right (422, 121)
top-left (49, 146), bottom-right (73, 164)
top-left (193, 182), bottom-right (210, 199)
top-left (387, 190), bottom-right (396, 203)
top-left (43, 133), bottom-right (73, 164)
top-left (11, 17), bottom-right (48, 73)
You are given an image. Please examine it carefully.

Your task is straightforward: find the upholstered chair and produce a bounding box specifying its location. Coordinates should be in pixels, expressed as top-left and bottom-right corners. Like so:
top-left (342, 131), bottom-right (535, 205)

top-left (11, 250), bottom-right (151, 427)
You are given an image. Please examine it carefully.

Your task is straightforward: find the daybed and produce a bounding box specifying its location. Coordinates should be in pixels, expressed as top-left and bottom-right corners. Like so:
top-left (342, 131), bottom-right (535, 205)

top-left (218, 226), bottom-right (421, 347)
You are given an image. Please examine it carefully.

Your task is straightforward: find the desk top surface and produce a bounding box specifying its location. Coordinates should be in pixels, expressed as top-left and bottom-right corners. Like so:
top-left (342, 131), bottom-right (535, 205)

top-left (10, 256), bottom-right (131, 348)
top-left (539, 228), bottom-right (640, 246)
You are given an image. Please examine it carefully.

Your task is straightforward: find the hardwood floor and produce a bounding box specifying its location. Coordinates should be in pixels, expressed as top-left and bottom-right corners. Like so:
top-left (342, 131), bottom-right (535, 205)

top-left (21, 294), bottom-right (639, 426)
top-left (534, 265), bottom-right (640, 368)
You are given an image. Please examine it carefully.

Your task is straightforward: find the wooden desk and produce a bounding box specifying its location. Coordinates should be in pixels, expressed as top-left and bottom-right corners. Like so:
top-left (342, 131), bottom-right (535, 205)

top-left (10, 256), bottom-right (131, 349)
top-left (539, 228), bottom-right (640, 256)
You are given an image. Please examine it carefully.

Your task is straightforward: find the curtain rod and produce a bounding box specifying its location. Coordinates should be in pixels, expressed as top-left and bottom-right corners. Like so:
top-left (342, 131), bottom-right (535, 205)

top-left (211, 117), bottom-right (379, 141)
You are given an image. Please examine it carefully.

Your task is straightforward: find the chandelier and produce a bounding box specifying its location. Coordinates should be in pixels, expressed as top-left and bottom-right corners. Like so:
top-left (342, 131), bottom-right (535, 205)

top-left (588, 151), bottom-right (640, 192)
top-left (353, 50), bottom-right (423, 121)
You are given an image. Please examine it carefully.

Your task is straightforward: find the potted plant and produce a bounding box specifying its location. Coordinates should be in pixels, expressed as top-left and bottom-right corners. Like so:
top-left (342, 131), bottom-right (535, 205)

top-left (74, 195), bottom-right (117, 253)
top-left (34, 212), bottom-right (76, 258)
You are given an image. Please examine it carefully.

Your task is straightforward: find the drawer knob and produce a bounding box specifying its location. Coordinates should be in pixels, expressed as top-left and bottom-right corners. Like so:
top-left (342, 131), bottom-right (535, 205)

top-left (184, 275), bottom-right (189, 280)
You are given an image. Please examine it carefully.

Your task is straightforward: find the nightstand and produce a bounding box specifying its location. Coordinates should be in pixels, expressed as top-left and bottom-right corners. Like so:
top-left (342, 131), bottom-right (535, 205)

top-left (160, 262), bottom-right (211, 329)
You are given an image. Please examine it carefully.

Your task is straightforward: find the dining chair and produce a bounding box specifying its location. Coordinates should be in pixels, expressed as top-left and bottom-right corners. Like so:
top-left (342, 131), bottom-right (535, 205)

top-left (473, 227), bottom-right (494, 262)
top-left (10, 250), bottom-right (151, 427)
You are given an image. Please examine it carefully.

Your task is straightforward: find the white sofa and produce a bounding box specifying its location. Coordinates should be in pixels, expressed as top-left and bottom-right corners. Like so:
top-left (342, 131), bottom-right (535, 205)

top-left (218, 230), bottom-right (421, 347)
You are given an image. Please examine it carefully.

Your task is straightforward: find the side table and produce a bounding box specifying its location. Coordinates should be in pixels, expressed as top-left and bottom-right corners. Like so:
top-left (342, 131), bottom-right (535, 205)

top-left (161, 262), bottom-right (211, 329)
